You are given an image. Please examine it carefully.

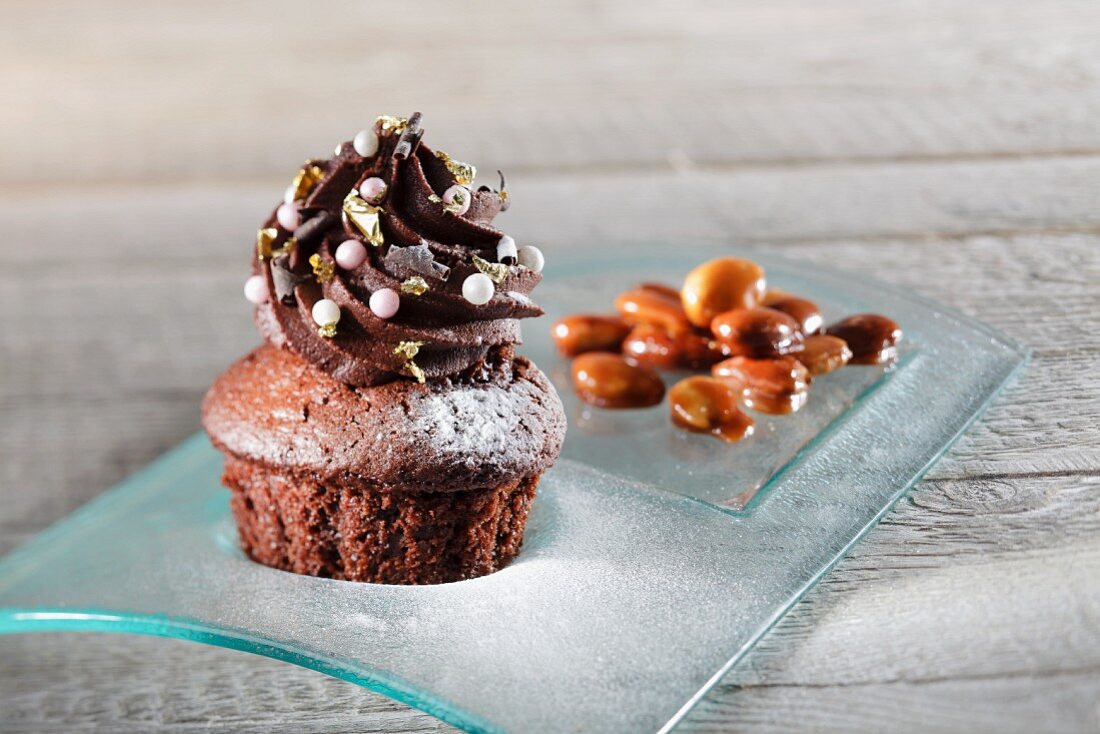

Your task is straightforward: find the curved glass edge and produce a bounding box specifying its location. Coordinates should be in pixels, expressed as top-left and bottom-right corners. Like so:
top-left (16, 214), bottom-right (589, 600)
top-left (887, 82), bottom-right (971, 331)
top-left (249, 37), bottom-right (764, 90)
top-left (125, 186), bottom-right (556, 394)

top-left (0, 608), bottom-right (502, 734)
top-left (658, 350), bottom-right (1030, 734)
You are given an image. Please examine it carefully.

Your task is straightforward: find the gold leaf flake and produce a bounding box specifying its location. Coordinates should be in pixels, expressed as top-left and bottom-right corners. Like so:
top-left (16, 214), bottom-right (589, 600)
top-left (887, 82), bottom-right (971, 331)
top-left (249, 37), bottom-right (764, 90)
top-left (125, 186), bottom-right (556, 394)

top-left (290, 163), bottom-right (325, 202)
top-left (375, 115), bottom-right (409, 135)
top-left (472, 254), bottom-right (509, 284)
top-left (401, 276), bottom-right (429, 295)
top-left (256, 227), bottom-right (295, 260)
top-left (394, 340), bottom-right (426, 383)
top-left (393, 340), bottom-right (423, 359)
top-left (342, 191), bottom-right (384, 247)
top-left (405, 360), bottom-right (426, 383)
top-left (309, 253), bottom-right (335, 283)
top-left (428, 191), bottom-right (464, 215)
top-left (317, 322), bottom-right (338, 339)
top-left (434, 150), bottom-right (477, 186)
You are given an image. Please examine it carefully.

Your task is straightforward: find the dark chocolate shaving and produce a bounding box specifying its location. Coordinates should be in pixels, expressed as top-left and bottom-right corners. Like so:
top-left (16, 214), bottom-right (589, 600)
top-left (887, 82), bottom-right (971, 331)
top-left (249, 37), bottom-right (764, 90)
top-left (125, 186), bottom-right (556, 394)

top-left (497, 170), bottom-right (510, 211)
top-left (293, 212), bottom-right (337, 247)
top-left (394, 112), bottom-right (424, 160)
top-left (270, 256), bottom-right (311, 305)
top-left (384, 242), bottom-right (451, 281)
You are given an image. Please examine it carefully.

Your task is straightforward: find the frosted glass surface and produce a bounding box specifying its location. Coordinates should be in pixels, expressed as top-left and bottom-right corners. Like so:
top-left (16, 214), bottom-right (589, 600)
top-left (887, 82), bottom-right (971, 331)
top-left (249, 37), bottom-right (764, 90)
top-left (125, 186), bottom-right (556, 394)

top-left (0, 244), bottom-right (1026, 733)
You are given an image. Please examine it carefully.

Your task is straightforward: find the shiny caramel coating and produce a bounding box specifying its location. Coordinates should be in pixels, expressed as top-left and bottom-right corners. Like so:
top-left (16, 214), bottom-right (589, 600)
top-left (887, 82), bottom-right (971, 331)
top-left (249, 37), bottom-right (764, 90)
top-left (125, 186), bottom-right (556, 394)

top-left (797, 334), bottom-right (852, 375)
top-left (711, 355), bottom-right (810, 415)
top-left (571, 353), bottom-right (666, 408)
top-left (681, 258), bottom-right (766, 329)
top-left (668, 376), bottom-right (755, 443)
top-left (825, 313), bottom-right (902, 365)
top-left (551, 314), bottom-right (631, 357)
top-left (710, 307), bottom-right (804, 358)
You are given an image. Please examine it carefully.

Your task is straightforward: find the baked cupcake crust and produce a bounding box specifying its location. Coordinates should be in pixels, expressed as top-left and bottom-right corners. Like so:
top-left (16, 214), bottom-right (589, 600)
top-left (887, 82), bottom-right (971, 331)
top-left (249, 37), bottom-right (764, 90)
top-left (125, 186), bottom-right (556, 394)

top-left (202, 344), bottom-right (566, 493)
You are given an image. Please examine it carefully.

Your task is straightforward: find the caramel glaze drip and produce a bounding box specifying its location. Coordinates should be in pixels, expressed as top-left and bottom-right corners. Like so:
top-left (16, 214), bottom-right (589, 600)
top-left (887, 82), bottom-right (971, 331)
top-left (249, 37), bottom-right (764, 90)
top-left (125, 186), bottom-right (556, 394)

top-left (253, 118), bottom-right (543, 386)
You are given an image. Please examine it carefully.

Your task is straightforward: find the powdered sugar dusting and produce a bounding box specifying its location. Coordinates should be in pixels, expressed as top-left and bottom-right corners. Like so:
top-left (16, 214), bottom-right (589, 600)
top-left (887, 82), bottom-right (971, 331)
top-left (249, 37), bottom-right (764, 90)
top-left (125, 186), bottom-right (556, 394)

top-left (411, 386), bottom-right (525, 463)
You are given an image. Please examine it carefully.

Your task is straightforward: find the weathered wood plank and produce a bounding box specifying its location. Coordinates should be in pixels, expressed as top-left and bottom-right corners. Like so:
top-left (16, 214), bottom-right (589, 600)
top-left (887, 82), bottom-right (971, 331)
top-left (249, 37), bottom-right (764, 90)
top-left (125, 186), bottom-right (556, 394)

top-left (6, 157), bottom-right (1100, 261)
top-left (4, 0), bottom-right (1100, 184)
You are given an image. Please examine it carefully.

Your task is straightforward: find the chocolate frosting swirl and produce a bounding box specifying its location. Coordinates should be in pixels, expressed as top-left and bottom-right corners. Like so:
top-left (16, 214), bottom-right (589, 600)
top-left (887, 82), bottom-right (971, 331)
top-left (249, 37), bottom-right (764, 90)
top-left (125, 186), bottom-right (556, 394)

top-left (252, 115), bottom-right (543, 386)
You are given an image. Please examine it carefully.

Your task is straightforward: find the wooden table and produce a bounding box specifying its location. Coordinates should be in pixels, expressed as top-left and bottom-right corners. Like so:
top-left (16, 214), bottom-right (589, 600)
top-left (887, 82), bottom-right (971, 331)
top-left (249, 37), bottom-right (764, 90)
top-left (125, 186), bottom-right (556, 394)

top-left (3, 1), bottom-right (1099, 731)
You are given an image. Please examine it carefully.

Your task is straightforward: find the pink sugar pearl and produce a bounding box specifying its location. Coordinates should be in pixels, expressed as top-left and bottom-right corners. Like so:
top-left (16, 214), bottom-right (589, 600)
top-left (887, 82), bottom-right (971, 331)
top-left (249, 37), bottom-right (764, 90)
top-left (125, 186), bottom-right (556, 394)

top-left (358, 177), bottom-right (387, 203)
top-left (276, 202), bottom-right (301, 231)
top-left (335, 239), bottom-right (368, 270)
top-left (369, 288), bottom-right (400, 319)
top-left (243, 274), bottom-right (268, 304)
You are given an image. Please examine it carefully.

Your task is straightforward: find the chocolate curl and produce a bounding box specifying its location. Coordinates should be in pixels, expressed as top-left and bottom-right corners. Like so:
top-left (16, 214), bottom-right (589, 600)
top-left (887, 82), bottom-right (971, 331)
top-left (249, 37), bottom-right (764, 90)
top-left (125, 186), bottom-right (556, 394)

top-left (270, 256), bottom-right (310, 305)
top-left (496, 236), bottom-right (517, 265)
top-left (393, 112), bottom-right (423, 160)
top-left (293, 212), bottom-right (337, 248)
top-left (497, 170), bottom-right (510, 211)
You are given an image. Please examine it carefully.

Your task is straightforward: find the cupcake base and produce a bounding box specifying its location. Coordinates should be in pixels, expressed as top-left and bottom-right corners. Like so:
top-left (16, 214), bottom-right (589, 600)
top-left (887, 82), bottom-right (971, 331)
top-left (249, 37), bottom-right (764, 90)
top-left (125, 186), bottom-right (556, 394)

top-left (223, 455), bottom-right (539, 585)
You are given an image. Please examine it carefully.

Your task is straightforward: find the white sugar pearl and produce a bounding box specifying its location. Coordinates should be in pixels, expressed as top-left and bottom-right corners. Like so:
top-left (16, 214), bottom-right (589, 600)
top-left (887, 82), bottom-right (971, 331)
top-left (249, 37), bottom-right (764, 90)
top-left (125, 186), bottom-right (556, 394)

top-left (283, 184), bottom-right (297, 204)
top-left (496, 234), bottom-right (517, 264)
top-left (462, 273), bottom-right (495, 305)
top-left (311, 298), bottom-right (341, 327)
top-left (517, 245), bottom-right (545, 273)
top-left (353, 129), bottom-right (379, 157)
top-left (442, 184), bottom-right (472, 216)
top-left (243, 275), bottom-right (268, 304)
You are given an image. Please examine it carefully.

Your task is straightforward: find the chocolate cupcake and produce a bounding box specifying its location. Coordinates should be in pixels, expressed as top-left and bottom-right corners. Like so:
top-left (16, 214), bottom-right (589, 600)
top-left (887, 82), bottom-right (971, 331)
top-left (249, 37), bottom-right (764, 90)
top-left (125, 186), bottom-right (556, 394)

top-left (202, 113), bottom-right (565, 584)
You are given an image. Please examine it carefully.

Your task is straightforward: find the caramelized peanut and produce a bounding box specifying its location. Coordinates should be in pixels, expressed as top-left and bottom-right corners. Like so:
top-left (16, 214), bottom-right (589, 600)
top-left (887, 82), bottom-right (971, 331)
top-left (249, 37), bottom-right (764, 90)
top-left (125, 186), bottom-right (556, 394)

top-left (797, 334), bottom-right (852, 375)
top-left (669, 376), bottom-right (755, 443)
top-left (614, 286), bottom-right (692, 333)
top-left (572, 353), bottom-right (666, 408)
top-left (679, 331), bottom-right (731, 369)
top-left (825, 314), bottom-right (902, 365)
top-left (624, 325), bottom-right (729, 370)
top-left (710, 307), bottom-right (804, 358)
top-left (551, 314), bottom-right (631, 357)
top-left (764, 296), bottom-right (823, 335)
top-left (622, 325), bottom-right (680, 369)
top-left (681, 257), bottom-right (766, 328)
top-left (712, 356), bottom-right (810, 415)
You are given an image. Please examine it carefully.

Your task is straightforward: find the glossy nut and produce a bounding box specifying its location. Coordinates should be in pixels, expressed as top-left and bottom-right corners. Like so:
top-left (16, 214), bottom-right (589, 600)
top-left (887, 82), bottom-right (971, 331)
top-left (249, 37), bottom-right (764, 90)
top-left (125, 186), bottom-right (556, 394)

top-left (764, 296), bottom-right (823, 336)
top-left (797, 334), bottom-right (852, 376)
top-left (622, 325), bottom-right (680, 369)
top-left (551, 314), bottom-right (631, 357)
top-left (668, 376), bottom-right (755, 443)
top-left (825, 313), bottom-right (902, 365)
top-left (710, 307), bottom-right (804, 358)
top-left (623, 325), bottom-right (729, 370)
top-left (681, 257), bottom-right (766, 329)
top-left (711, 356), bottom-right (810, 415)
top-left (572, 353), bottom-right (666, 409)
top-left (614, 286), bottom-right (692, 333)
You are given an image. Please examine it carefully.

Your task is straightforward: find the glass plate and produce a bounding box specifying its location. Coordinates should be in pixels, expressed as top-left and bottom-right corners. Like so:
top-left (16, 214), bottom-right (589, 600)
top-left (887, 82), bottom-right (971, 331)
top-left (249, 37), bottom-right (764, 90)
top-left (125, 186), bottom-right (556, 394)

top-left (0, 244), bottom-right (1026, 733)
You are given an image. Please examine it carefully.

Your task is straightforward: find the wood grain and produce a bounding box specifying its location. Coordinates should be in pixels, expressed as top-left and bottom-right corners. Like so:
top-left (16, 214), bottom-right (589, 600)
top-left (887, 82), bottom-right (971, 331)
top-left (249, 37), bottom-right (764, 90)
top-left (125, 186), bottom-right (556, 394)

top-left (4, 1), bottom-right (1100, 185)
top-left (2, 0), bottom-right (1099, 731)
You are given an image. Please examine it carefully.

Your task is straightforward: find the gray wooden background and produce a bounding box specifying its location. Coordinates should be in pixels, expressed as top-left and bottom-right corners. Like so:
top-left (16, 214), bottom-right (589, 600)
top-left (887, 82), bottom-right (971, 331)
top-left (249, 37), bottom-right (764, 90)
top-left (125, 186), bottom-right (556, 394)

top-left (2, 1), bottom-right (1099, 731)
